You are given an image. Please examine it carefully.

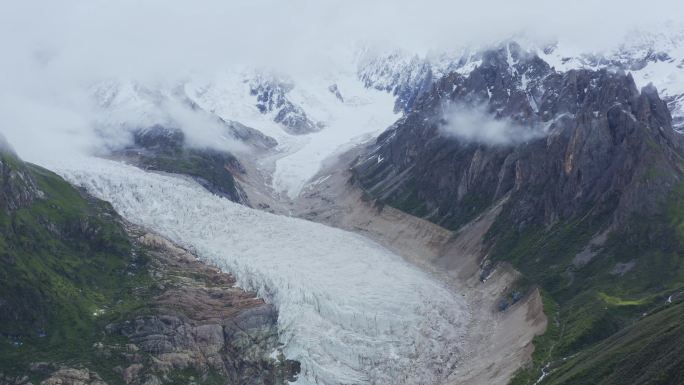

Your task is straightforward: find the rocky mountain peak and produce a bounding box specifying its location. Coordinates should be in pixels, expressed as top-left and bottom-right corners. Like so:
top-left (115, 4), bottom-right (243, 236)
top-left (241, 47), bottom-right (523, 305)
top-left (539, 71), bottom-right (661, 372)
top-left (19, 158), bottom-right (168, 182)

top-left (249, 75), bottom-right (321, 135)
top-left (353, 52), bottom-right (684, 232)
top-left (0, 151), bottom-right (42, 213)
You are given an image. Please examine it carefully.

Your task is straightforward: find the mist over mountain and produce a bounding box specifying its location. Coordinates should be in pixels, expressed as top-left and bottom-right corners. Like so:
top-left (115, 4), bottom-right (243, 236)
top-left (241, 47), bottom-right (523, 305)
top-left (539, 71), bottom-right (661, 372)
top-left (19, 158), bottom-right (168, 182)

top-left (2, 0), bottom-right (682, 161)
top-left (2, 2), bottom-right (684, 385)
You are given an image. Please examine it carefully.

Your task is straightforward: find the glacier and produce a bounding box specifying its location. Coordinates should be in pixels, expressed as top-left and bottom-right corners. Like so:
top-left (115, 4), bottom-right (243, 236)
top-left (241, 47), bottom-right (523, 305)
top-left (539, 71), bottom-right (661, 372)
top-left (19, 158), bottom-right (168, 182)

top-left (57, 157), bottom-right (469, 385)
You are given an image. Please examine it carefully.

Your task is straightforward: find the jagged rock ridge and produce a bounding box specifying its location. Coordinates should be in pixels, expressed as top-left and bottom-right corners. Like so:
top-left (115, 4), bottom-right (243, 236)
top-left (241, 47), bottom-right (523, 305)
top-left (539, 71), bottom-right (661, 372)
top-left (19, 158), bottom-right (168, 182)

top-left (0, 151), bottom-right (298, 385)
top-left (352, 43), bottom-right (684, 384)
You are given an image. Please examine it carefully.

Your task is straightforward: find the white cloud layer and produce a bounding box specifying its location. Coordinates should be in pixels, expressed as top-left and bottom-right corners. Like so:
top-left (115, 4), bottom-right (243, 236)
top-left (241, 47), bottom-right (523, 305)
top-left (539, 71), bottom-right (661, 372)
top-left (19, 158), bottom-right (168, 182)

top-left (439, 103), bottom-right (547, 145)
top-left (0, 0), bottom-right (682, 161)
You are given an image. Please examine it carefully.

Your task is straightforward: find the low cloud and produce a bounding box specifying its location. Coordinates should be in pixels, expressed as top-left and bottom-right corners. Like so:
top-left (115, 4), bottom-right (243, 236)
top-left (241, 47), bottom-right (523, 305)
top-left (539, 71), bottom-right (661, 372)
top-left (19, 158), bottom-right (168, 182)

top-left (92, 84), bottom-right (248, 156)
top-left (439, 104), bottom-right (546, 146)
top-left (0, 0), bottom-right (681, 163)
top-left (0, 133), bottom-right (16, 155)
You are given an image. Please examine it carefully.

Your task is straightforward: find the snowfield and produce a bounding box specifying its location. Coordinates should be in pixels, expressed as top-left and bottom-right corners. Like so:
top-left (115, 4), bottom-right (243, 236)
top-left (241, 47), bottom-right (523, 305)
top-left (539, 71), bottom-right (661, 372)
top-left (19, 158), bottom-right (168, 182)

top-left (57, 158), bottom-right (469, 385)
top-left (184, 70), bottom-right (399, 199)
top-left (92, 67), bottom-right (398, 200)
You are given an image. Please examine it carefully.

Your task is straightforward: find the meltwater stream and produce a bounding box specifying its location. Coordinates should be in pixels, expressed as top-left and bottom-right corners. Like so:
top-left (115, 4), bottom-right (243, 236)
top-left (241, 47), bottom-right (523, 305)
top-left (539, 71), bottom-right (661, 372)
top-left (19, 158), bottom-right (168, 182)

top-left (57, 158), bottom-right (469, 385)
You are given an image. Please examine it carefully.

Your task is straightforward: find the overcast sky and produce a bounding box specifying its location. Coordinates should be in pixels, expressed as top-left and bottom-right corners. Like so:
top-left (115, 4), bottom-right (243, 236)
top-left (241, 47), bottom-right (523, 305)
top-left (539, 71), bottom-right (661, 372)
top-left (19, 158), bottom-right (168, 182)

top-left (1, 0), bottom-right (683, 161)
top-left (3, 0), bottom-right (682, 78)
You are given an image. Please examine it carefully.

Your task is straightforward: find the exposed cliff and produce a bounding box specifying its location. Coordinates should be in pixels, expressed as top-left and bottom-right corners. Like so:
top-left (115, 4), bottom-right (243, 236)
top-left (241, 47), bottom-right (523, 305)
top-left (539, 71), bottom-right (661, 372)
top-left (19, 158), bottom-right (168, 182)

top-left (352, 43), bottom-right (684, 384)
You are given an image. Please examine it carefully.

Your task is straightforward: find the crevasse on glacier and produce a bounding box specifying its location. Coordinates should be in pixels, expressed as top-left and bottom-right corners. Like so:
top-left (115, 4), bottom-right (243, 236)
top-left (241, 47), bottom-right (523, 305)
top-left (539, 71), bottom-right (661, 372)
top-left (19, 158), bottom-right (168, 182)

top-left (57, 158), bottom-right (469, 385)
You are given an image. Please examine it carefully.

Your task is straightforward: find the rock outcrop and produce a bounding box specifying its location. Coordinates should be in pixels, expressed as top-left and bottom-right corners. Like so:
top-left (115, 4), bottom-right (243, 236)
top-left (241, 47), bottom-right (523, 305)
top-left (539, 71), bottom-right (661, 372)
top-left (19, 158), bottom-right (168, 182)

top-left (101, 229), bottom-right (299, 385)
top-left (249, 76), bottom-right (321, 135)
top-left (0, 153), bottom-right (42, 212)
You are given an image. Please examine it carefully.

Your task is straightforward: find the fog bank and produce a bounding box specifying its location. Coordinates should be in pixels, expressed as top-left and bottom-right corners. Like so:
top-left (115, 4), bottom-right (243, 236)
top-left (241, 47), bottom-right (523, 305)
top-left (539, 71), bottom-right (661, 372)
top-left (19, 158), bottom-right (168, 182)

top-left (0, 0), bottom-right (681, 162)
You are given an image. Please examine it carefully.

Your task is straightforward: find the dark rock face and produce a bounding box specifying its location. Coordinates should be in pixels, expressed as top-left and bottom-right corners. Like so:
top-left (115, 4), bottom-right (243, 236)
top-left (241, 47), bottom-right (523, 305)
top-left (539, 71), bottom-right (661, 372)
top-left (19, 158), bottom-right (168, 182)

top-left (224, 120), bottom-right (278, 151)
top-left (358, 44), bottom-right (542, 114)
top-left (328, 84), bottom-right (344, 102)
top-left (0, 151), bottom-right (299, 385)
top-left (0, 154), bottom-right (42, 212)
top-left (249, 78), bottom-right (320, 135)
top-left (360, 54), bottom-right (435, 113)
top-left (117, 125), bottom-right (251, 204)
top-left (132, 125), bottom-right (185, 151)
top-left (353, 44), bottom-right (684, 382)
top-left (353, 43), bottom-right (684, 232)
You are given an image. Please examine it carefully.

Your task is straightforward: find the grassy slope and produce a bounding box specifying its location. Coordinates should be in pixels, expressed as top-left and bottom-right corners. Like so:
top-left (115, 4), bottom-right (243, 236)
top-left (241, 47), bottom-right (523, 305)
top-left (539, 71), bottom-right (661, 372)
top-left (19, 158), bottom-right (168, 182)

top-left (505, 183), bottom-right (684, 384)
top-left (135, 150), bottom-right (240, 199)
top-left (358, 150), bottom-right (684, 383)
top-left (0, 154), bottom-right (153, 382)
top-left (546, 298), bottom-right (684, 385)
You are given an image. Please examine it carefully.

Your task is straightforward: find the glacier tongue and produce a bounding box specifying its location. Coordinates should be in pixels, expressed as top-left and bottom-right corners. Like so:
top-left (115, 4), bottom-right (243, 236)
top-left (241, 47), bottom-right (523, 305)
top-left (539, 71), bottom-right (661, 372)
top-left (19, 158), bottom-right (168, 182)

top-left (57, 158), bottom-right (469, 385)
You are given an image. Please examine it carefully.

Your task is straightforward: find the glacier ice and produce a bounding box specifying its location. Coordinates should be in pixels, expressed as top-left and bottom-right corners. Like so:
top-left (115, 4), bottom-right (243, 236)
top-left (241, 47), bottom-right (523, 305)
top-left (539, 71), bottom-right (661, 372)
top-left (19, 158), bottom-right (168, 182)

top-left (57, 158), bottom-right (469, 385)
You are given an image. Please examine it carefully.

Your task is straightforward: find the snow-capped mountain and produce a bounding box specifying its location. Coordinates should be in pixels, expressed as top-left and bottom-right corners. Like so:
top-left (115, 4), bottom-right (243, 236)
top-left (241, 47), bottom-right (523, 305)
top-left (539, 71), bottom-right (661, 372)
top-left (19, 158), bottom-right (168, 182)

top-left (87, 24), bottom-right (684, 199)
top-left (90, 65), bottom-right (398, 199)
top-left (540, 25), bottom-right (684, 130)
top-left (90, 79), bottom-right (277, 153)
top-left (356, 48), bottom-right (483, 113)
top-left (358, 23), bottom-right (684, 130)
